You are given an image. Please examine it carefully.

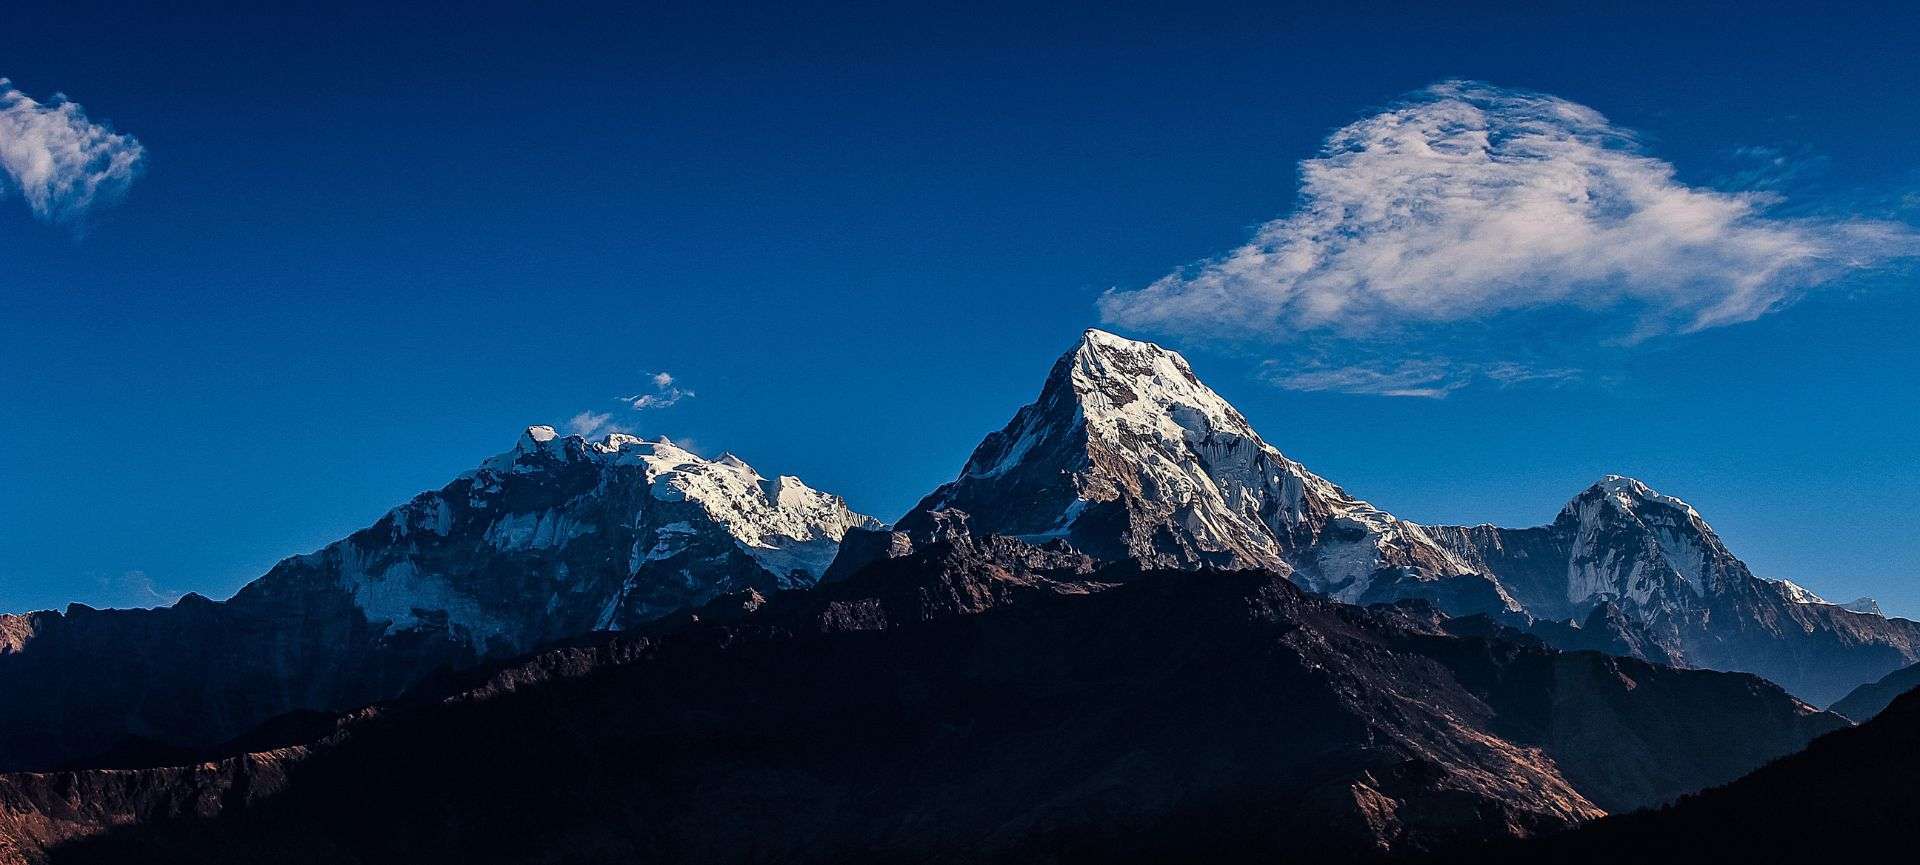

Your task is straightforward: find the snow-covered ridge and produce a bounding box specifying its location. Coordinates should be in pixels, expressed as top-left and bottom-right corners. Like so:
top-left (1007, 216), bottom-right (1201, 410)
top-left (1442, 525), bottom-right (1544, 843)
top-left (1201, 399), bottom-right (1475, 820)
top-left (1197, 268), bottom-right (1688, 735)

top-left (305, 424), bottom-right (880, 649)
top-left (485, 425), bottom-right (878, 560)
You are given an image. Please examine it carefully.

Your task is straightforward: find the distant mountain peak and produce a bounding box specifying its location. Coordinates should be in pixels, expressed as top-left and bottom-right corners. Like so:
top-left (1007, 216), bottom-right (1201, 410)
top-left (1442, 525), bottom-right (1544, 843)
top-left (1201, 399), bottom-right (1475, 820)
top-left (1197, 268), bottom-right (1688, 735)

top-left (260, 423), bottom-right (887, 659)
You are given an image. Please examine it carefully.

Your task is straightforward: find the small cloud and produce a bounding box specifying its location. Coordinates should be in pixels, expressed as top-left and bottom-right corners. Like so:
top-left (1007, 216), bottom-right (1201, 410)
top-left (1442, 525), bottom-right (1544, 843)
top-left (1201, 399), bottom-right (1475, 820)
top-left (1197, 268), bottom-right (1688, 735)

top-left (566, 410), bottom-right (626, 437)
top-left (1715, 144), bottom-right (1831, 195)
top-left (0, 78), bottom-right (146, 224)
top-left (94, 570), bottom-right (180, 609)
top-left (622, 372), bottom-right (693, 411)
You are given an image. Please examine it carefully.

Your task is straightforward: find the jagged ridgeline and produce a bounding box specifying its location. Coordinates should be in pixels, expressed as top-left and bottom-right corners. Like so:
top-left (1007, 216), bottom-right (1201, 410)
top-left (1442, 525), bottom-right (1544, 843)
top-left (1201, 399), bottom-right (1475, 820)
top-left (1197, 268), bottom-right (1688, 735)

top-left (1, 328), bottom-right (1916, 864)
top-left (2, 328), bottom-right (1915, 778)
top-left (845, 329), bottom-right (1920, 705)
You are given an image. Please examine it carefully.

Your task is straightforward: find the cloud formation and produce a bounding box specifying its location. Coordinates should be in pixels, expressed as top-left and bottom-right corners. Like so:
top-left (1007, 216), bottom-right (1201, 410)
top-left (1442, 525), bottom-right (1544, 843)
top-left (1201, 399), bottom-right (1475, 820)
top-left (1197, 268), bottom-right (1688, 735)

top-left (1100, 81), bottom-right (1917, 394)
top-left (94, 570), bottom-right (180, 610)
top-left (566, 410), bottom-right (622, 437)
top-left (1268, 358), bottom-right (1579, 399)
top-left (623, 372), bottom-right (693, 410)
top-left (0, 79), bottom-right (145, 224)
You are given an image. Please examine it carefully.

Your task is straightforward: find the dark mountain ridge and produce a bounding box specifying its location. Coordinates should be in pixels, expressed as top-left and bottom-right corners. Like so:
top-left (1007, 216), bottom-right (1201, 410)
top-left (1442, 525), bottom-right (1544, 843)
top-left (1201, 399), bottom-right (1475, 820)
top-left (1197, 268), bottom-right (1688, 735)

top-left (1, 539), bottom-right (1843, 865)
top-left (1461, 678), bottom-right (1920, 863)
top-left (1829, 659), bottom-right (1920, 721)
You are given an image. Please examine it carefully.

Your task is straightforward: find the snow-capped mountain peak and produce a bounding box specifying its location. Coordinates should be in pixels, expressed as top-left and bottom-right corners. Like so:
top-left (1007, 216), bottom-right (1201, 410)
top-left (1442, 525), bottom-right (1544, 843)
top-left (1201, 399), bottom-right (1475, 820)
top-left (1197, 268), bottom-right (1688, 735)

top-left (274, 425), bottom-right (881, 653)
top-left (899, 329), bottom-right (1490, 609)
top-left (1558, 475), bottom-right (1737, 609)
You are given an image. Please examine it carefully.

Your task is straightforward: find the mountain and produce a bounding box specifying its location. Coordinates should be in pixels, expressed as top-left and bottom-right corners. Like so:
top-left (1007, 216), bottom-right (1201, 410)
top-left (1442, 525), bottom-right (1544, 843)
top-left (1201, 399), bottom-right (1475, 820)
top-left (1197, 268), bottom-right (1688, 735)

top-left (0, 428), bottom-right (878, 772)
top-left (1, 549), bottom-right (1843, 865)
top-left (1429, 477), bottom-right (1920, 705)
top-left (854, 329), bottom-right (1920, 706)
top-left (1830, 660), bottom-right (1920, 721)
top-left (1467, 675), bottom-right (1920, 864)
top-left (863, 328), bottom-right (1515, 616)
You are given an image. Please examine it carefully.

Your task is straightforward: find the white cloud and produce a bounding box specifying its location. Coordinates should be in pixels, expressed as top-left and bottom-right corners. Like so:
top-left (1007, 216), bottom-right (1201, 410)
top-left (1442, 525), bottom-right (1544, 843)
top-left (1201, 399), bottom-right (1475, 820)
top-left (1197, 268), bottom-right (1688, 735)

top-left (94, 570), bottom-right (179, 610)
top-left (1269, 359), bottom-right (1464, 399)
top-left (1101, 81), bottom-right (1917, 393)
top-left (622, 372), bottom-right (692, 411)
top-left (1268, 358), bottom-right (1580, 399)
top-left (0, 78), bottom-right (145, 224)
top-left (566, 410), bottom-right (623, 437)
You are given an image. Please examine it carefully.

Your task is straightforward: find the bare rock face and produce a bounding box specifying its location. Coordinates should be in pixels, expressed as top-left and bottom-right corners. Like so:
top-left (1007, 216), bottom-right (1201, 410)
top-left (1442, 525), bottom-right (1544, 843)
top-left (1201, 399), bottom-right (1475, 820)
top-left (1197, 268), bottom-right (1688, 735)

top-left (0, 429), bottom-right (877, 772)
top-left (0, 551), bottom-right (1842, 865)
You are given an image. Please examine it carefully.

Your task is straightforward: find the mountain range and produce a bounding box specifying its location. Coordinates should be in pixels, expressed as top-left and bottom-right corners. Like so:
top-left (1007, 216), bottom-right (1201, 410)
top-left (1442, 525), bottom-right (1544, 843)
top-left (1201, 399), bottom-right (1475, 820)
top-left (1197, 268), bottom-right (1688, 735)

top-left (844, 329), bottom-right (1920, 705)
top-left (3, 328), bottom-right (1917, 862)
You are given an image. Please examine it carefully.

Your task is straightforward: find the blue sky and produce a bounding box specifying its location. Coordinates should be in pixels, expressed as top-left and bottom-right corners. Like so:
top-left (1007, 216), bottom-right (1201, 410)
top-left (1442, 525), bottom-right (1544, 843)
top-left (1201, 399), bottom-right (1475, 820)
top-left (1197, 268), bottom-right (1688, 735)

top-left (4, 1), bottom-right (1919, 614)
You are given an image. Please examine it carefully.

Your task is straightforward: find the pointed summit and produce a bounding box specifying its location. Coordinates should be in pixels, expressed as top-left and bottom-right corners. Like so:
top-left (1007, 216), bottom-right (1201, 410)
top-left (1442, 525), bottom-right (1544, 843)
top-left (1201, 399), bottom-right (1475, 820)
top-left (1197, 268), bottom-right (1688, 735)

top-left (1552, 475), bottom-right (1744, 606)
top-left (892, 329), bottom-right (1497, 610)
top-left (1579, 475), bottom-right (1704, 520)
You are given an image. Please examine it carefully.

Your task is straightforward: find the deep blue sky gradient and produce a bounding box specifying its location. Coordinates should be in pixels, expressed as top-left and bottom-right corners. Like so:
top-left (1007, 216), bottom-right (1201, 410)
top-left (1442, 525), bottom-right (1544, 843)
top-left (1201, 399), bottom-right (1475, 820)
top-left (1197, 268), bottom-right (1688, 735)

top-left (4, 1), bottom-right (1918, 613)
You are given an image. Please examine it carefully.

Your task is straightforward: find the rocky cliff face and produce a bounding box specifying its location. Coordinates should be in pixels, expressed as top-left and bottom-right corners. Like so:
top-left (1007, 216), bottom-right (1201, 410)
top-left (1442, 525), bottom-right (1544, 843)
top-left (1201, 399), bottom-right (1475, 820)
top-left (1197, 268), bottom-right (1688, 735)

top-left (1, 551), bottom-right (1843, 865)
top-left (0, 428), bottom-right (877, 772)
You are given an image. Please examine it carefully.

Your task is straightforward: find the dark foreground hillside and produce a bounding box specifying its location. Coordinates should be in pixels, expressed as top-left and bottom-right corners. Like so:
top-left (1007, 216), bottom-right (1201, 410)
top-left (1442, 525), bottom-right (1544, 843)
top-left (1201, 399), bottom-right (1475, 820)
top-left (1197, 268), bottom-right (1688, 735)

top-left (1455, 681), bottom-right (1920, 863)
top-left (2, 541), bottom-right (1842, 865)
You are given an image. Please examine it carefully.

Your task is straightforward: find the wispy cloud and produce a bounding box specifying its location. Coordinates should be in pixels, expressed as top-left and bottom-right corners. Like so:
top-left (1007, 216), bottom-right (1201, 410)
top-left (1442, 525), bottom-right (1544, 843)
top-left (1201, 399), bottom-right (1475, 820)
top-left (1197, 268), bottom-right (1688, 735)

top-left (566, 410), bottom-right (624, 437)
top-left (1268, 358), bottom-right (1580, 399)
top-left (0, 78), bottom-right (145, 224)
top-left (622, 372), bottom-right (693, 411)
top-left (557, 373), bottom-right (692, 442)
top-left (1100, 80), bottom-right (1919, 395)
top-left (93, 570), bottom-right (180, 610)
top-left (1268, 360), bottom-right (1464, 399)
